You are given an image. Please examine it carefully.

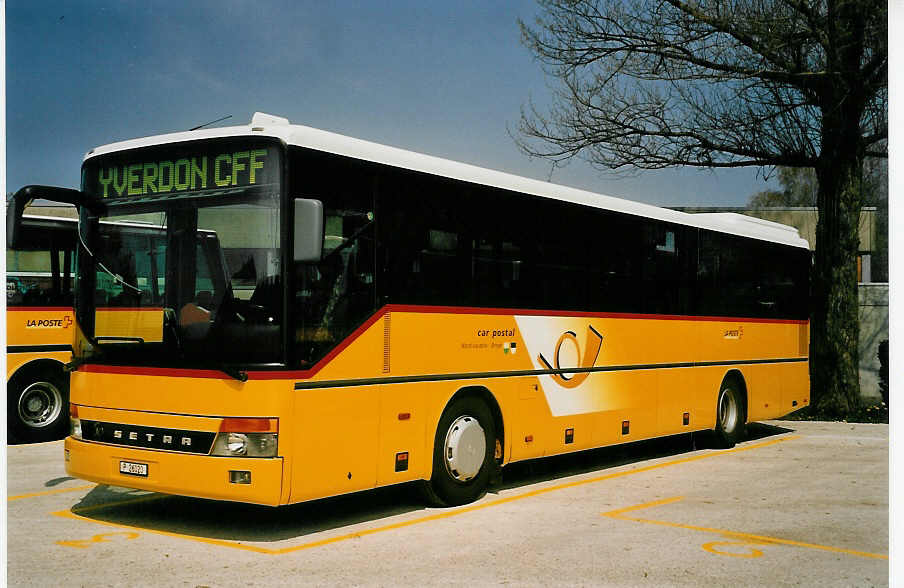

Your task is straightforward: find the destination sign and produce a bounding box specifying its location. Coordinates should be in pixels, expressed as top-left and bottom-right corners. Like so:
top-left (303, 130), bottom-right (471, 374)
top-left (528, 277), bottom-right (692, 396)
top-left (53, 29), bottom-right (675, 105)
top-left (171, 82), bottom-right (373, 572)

top-left (82, 139), bottom-right (282, 200)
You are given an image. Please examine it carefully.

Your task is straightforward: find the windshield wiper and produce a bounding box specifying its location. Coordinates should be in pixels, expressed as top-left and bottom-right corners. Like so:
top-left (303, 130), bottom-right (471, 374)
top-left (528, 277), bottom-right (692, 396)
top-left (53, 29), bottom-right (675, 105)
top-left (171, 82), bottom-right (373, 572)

top-left (76, 218), bottom-right (144, 295)
top-left (219, 365), bottom-right (248, 382)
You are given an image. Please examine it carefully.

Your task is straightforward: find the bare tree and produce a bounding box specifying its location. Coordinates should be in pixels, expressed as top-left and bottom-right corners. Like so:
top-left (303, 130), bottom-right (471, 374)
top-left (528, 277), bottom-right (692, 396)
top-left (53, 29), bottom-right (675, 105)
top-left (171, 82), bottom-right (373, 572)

top-left (748, 167), bottom-right (819, 207)
top-left (517, 0), bottom-right (887, 418)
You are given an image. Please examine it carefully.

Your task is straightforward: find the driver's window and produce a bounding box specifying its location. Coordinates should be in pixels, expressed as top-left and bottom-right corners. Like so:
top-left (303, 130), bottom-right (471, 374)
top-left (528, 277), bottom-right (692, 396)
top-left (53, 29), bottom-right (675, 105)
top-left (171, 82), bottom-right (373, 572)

top-left (294, 207), bottom-right (375, 368)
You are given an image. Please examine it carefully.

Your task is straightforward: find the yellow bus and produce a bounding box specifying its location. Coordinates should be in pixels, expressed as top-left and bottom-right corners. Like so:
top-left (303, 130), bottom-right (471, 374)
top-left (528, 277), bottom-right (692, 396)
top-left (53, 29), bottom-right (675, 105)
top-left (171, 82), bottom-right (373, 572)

top-left (9, 112), bottom-right (810, 506)
top-left (6, 214), bottom-right (77, 442)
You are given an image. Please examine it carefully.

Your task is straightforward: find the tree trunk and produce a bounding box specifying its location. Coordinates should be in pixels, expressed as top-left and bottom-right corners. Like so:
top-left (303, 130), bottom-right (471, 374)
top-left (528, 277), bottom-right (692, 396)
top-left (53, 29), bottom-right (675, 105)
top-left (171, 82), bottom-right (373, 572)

top-left (811, 152), bottom-right (863, 418)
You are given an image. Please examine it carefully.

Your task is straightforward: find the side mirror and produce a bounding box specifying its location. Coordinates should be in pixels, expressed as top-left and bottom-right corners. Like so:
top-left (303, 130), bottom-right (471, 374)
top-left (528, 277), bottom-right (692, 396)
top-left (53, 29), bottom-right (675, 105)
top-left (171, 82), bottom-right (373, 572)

top-left (6, 186), bottom-right (104, 248)
top-left (294, 198), bottom-right (324, 263)
top-left (6, 188), bottom-right (30, 249)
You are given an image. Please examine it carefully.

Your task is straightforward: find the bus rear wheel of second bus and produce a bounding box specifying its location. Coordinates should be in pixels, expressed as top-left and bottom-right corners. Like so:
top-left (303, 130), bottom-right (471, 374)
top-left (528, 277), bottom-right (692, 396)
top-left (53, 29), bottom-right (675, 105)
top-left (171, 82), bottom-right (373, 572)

top-left (714, 378), bottom-right (746, 448)
top-left (7, 367), bottom-right (69, 444)
top-left (424, 396), bottom-right (495, 507)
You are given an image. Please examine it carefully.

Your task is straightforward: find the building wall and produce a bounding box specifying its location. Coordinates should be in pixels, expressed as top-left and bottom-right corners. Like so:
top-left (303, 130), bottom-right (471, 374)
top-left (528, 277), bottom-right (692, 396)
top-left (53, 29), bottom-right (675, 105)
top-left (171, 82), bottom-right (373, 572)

top-left (858, 283), bottom-right (888, 403)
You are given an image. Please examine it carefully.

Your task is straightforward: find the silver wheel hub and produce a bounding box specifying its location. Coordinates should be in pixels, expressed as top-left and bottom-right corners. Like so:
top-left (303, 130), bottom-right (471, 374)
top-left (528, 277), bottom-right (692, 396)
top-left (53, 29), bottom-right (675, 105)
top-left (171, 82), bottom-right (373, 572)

top-left (443, 415), bottom-right (486, 482)
top-left (18, 382), bottom-right (63, 429)
top-left (719, 388), bottom-right (738, 432)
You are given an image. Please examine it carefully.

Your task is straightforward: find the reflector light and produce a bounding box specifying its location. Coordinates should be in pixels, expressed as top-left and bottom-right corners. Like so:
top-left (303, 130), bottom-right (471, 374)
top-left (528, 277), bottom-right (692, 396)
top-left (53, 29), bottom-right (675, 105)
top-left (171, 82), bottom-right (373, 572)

top-left (70, 404), bottom-right (78, 418)
top-left (395, 452), bottom-right (409, 472)
top-left (219, 418), bottom-right (277, 433)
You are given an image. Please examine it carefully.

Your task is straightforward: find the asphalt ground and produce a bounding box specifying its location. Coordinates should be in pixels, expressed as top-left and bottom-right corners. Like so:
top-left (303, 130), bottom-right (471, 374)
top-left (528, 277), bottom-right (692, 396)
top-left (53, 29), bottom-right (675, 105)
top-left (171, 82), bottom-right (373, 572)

top-left (6, 420), bottom-right (889, 586)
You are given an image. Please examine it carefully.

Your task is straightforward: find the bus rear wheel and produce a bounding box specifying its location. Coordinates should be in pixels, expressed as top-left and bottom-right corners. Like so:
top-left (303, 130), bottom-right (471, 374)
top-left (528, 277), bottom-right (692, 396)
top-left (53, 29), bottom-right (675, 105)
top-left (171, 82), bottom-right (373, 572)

top-left (7, 367), bottom-right (69, 444)
top-left (714, 378), bottom-right (746, 448)
top-left (423, 396), bottom-right (495, 507)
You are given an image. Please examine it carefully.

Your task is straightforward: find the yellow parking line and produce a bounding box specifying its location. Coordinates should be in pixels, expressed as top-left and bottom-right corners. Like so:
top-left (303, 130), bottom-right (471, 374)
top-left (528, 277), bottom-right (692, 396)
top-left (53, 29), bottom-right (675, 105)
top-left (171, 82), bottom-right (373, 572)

top-left (49, 434), bottom-right (801, 555)
top-left (53, 509), bottom-right (278, 554)
top-left (602, 496), bottom-right (888, 561)
top-left (8, 484), bottom-right (96, 502)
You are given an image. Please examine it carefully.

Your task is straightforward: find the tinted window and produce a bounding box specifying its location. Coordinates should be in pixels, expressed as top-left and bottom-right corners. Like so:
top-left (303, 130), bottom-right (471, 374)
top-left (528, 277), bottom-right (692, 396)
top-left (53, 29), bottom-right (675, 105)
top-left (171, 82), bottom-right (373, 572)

top-left (6, 221), bottom-right (76, 307)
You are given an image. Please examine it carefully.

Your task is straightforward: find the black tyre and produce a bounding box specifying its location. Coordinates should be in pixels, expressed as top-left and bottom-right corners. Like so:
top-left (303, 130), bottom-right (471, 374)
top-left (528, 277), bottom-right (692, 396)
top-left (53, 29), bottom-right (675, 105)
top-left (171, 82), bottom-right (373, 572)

top-left (7, 366), bottom-right (70, 443)
top-left (714, 378), bottom-right (746, 448)
top-left (423, 396), bottom-right (495, 507)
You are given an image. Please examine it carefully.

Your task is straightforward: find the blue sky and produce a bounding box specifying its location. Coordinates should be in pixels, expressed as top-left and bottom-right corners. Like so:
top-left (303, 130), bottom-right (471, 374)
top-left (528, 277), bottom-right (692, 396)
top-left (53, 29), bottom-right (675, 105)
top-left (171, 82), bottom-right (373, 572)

top-left (6, 1), bottom-right (779, 207)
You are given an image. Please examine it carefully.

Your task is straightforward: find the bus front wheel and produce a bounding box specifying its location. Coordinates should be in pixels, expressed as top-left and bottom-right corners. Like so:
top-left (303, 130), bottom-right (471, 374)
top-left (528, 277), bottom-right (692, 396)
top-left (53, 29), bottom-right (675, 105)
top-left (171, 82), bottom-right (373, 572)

top-left (7, 366), bottom-right (69, 444)
top-left (714, 378), bottom-right (746, 448)
top-left (423, 396), bottom-right (495, 506)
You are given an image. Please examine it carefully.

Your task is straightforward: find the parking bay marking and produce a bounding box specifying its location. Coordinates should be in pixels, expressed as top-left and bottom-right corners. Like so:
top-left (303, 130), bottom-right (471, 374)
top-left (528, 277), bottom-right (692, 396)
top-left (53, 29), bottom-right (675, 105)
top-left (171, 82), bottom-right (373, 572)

top-left (57, 531), bottom-right (140, 549)
top-left (602, 496), bottom-right (888, 561)
top-left (50, 434), bottom-right (802, 556)
top-left (8, 484), bottom-right (96, 502)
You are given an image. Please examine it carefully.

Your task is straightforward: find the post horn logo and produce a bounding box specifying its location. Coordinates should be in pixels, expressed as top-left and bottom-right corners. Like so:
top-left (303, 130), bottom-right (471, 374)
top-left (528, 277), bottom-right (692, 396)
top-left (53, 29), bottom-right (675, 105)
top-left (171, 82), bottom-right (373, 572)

top-left (538, 325), bottom-right (603, 388)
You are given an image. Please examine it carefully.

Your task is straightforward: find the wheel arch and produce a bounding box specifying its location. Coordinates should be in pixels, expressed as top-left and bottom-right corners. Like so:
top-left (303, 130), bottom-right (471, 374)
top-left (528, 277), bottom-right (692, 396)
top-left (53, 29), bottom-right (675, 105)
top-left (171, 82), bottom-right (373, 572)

top-left (8, 357), bottom-right (69, 387)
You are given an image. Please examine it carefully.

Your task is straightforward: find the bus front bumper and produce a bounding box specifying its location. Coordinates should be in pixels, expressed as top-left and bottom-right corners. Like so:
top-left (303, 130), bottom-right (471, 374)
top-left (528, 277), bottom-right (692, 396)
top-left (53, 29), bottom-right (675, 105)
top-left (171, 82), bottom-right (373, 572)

top-left (64, 437), bottom-right (284, 506)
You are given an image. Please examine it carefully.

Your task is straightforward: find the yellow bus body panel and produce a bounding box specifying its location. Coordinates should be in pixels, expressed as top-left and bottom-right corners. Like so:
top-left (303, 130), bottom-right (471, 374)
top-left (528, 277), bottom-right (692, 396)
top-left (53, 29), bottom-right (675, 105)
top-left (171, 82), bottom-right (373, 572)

top-left (67, 307), bottom-right (809, 506)
top-left (7, 307), bottom-right (75, 347)
top-left (95, 309), bottom-right (164, 343)
top-left (65, 437), bottom-right (284, 506)
top-left (6, 307), bottom-right (74, 381)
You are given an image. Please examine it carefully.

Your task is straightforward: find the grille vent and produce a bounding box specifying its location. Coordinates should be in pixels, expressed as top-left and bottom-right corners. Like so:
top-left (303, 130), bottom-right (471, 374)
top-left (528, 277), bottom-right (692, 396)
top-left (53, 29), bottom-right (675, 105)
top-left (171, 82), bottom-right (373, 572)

top-left (80, 420), bottom-right (216, 455)
top-left (383, 312), bottom-right (391, 373)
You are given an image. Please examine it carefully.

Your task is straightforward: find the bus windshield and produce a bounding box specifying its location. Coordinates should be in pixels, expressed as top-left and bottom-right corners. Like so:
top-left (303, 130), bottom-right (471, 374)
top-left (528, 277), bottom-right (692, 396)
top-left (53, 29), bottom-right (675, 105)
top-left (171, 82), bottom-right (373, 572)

top-left (76, 138), bottom-right (285, 370)
top-left (78, 194), bottom-right (282, 369)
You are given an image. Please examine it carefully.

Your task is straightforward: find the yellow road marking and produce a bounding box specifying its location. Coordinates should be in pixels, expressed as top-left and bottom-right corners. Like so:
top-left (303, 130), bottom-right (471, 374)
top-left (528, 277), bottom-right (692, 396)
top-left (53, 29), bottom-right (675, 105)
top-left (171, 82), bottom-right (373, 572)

top-left (8, 484), bottom-right (96, 502)
top-left (50, 434), bottom-right (801, 555)
top-left (602, 496), bottom-right (888, 561)
top-left (701, 540), bottom-right (764, 558)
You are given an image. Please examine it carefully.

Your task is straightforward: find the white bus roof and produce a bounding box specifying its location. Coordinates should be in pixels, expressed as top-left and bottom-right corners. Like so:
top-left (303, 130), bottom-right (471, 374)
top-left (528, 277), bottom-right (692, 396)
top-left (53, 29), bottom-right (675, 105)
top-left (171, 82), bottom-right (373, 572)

top-left (84, 112), bottom-right (809, 249)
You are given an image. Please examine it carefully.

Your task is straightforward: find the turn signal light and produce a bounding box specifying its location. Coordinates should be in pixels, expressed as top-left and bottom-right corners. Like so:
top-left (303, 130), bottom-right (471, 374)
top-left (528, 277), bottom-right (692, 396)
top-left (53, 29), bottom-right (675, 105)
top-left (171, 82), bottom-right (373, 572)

top-left (219, 418), bottom-right (277, 433)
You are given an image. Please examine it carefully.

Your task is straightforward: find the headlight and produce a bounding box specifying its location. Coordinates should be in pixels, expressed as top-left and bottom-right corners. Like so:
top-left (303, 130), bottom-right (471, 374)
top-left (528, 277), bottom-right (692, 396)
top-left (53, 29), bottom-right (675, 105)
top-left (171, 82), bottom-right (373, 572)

top-left (69, 404), bottom-right (82, 439)
top-left (70, 417), bottom-right (82, 439)
top-left (211, 432), bottom-right (278, 457)
top-left (210, 418), bottom-right (278, 457)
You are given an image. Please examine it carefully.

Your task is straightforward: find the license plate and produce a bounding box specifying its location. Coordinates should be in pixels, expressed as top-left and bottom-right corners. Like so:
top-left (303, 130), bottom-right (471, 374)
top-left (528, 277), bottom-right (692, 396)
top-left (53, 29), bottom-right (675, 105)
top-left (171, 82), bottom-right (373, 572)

top-left (119, 461), bottom-right (148, 477)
